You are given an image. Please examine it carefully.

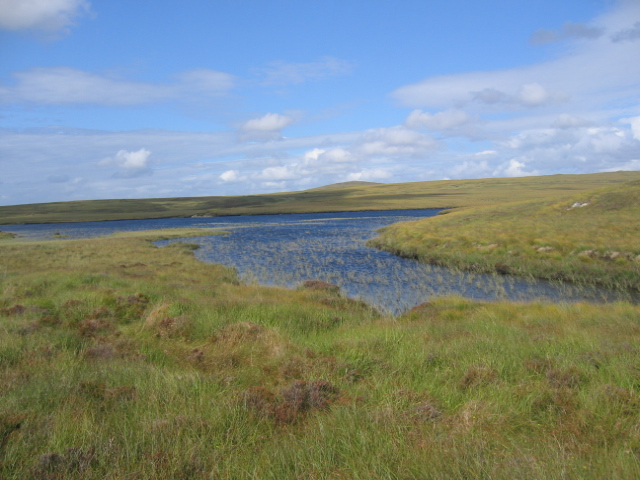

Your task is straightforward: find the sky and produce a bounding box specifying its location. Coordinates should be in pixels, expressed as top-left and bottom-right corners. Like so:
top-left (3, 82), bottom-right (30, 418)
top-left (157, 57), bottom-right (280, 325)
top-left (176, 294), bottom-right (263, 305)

top-left (1, 0), bottom-right (639, 206)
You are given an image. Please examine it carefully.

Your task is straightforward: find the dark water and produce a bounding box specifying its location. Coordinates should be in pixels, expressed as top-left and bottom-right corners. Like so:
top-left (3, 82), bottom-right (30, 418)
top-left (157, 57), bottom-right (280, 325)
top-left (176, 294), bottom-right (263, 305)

top-left (2, 210), bottom-right (629, 315)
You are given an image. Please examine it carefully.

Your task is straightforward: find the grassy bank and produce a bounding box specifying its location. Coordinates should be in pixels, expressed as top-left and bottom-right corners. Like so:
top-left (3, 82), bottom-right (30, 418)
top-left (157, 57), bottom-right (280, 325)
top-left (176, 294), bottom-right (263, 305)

top-left (2, 230), bottom-right (640, 478)
top-left (370, 181), bottom-right (640, 294)
top-left (2, 171), bottom-right (640, 224)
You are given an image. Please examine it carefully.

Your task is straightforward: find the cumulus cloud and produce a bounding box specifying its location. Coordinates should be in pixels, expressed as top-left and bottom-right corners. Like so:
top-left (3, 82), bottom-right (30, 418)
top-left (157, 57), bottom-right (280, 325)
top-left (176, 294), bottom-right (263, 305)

top-left (257, 56), bottom-right (353, 86)
top-left (219, 170), bottom-right (242, 182)
top-left (582, 127), bottom-right (626, 153)
top-left (491, 121), bottom-right (640, 176)
top-left (111, 149), bottom-right (150, 169)
top-left (100, 148), bottom-right (152, 178)
top-left (388, 0), bottom-right (640, 187)
top-left (493, 159), bottom-right (539, 178)
top-left (0, 0), bottom-right (90, 33)
top-left (3, 110), bottom-right (639, 206)
top-left (233, 126), bottom-right (437, 191)
top-left (238, 112), bottom-right (295, 141)
top-left (405, 109), bottom-right (473, 130)
top-left (0, 67), bottom-right (235, 106)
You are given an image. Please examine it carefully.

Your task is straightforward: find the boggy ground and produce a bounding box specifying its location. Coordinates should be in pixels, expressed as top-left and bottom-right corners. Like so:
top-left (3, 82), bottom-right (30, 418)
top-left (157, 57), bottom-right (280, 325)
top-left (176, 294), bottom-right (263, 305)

top-left (1, 229), bottom-right (640, 479)
top-left (371, 181), bottom-right (640, 295)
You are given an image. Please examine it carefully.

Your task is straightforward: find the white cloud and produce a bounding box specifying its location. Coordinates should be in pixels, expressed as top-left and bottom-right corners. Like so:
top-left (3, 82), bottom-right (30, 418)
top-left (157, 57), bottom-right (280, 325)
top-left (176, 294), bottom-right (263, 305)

top-left (493, 159), bottom-right (539, 178)
top-left (302, 148), bottom-right (325, 162)
top-left (393, 71), bottom-right (570, 110)
top-left (0, 67), bottom-right (235, 106)
top-left (114, 149), bottom-right (151, 169)
top-left (517, 83), bottom-right (553, 107)
top-left (241, 113), bottom-right (293, 132)
top-left (0, 0), bottom-right (90, 33)
top-left (622, 116), bottom-right (640, 140)
top-left (357, 127), bottom-right (438, 157)
top-left (449, 160), bottom-right (491, 178)
top-left (392, 2), bottom-right (640, 116)
top-left (320, 147), bottom-right (353, 163)
top-left (582, 127), bottom-right (626, 153)
top-left (258, 166), bottom-right (299, 181)
top-left (602, 159), bottom-right (640, 172)
top-left (346, 168), bottom-right (392, 181)
top-left (220, 170), bottom-right (241, 182)
top-left (257, 56), bottom-right (353, 86)
top-left (383, 0), bottom-right (640, 184)
top-left (2, 112), bottom-right (639, 206)
top-left (99, 148), bottom-right (152, 178)
top-left (475, 150), bottom-right (497, 157)
top-left (233, 126), bottom-right (437, 190)
top-left (553, 114), bottom-right (591, 129)
top-left (405, 109), bottom-right (473, 130)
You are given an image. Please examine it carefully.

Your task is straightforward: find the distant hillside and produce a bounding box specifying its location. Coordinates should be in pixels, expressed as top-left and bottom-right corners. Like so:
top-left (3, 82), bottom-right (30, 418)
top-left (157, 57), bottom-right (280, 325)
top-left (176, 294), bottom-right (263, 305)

top-left (307, 181), bottom-right (382, 191)
top-left (1, 171), bottom-right (640, 224)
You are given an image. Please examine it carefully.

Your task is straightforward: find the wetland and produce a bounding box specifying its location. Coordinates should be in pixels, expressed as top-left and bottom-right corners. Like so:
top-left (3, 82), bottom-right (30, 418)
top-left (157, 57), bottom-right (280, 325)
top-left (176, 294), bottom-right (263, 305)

top-left (2, 209), bottom-right (629, 315)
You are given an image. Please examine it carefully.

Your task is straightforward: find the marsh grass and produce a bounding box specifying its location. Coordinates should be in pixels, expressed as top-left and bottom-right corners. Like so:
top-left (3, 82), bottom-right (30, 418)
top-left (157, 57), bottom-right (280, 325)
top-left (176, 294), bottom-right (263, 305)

top-left (175, 219), bottom-right (621, 318)
top-left (1, 228), bottom-right (640, 478)
top-left (371, 181), bottom-right (640, 294)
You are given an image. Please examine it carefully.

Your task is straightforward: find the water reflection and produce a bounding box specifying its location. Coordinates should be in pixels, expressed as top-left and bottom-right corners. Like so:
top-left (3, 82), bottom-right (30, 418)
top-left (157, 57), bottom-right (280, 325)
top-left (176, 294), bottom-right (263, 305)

top-left (156, 212), bottom-right (625, 315)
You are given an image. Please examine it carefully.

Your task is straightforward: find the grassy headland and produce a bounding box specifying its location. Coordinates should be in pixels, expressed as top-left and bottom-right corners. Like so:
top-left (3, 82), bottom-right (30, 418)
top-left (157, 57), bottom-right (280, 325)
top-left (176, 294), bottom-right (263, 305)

top-left (2, 229), bottom-right (640, 478)
top-left (370, 180), bottom-right (640, 293)
top-left (2, 171), bottom-right (640, 224)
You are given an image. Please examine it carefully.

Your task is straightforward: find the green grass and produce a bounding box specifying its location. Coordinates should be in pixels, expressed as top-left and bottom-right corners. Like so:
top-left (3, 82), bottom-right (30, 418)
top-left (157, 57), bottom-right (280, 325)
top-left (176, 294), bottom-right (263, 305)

top-left (2, 229), bottom-right (640, 478)
top-left (370, 180), bottom-right (640, 293)
top-left (2, 171), bottom-right (640, 224)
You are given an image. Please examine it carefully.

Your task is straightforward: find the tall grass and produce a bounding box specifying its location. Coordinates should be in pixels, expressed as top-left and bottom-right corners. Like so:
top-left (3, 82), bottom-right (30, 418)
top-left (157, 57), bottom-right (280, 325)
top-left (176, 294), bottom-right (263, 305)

top-left (2, 228), bottom-right (640, 478)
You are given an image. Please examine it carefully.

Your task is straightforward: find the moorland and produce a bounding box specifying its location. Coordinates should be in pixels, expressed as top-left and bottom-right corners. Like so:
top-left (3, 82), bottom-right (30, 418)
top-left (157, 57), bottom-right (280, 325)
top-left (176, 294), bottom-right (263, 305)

top-left (1, 171), bottom-right (640, 479)
top-left (2, 170), bottom-right (640, 224)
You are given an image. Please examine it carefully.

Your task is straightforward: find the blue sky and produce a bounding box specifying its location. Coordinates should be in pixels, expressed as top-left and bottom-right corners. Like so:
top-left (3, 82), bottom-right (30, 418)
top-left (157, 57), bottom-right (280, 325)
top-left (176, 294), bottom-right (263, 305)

top-left (1, 0), bottom-right (639, 206)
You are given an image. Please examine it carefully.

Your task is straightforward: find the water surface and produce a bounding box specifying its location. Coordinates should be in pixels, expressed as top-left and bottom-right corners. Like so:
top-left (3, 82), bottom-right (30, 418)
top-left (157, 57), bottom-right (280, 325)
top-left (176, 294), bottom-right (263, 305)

top-left (153, 211), bottom-right (625, 314)
top-left (2, 210), bottom-right (627, 315)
